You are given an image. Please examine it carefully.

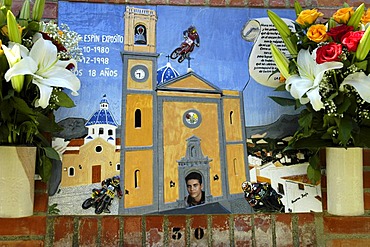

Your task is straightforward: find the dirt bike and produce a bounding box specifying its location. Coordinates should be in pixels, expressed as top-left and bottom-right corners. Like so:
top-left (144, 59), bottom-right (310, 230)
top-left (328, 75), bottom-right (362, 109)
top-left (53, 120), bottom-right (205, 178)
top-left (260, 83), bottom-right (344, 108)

top-left (170, 37), bottom-right (199, 63)
top-left (81, 188), bottom-right (106, 210)
top-left (95, 184), bottom-right (116, 214)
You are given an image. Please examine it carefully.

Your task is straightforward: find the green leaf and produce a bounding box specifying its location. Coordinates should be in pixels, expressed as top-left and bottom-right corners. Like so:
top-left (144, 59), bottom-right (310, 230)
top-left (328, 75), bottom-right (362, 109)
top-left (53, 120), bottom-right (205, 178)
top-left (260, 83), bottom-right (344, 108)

top-left (298, 110), bottom-right (313, 133)
top-left (269, 96), bottom-right (296, 107)
top-left (53, 90), bottom-right (75, 108)
top-left (307, 164), bottom-right (321, 185)
top-left (43, 146), bottom-right (60, 160)
top-left (12, 97), bottom-right (37, 121)
top-left (357, 126), bottom-right (370, 147)
top-left (338, 116), bottom-right (353, 146)
top-left (38, 154), bottom-right (52, 182)
top-left (35, 112), bottom-right (62, 133)
top-left (337, 97), bottom-right (351, 114)
top-left (274, 84), bottom-right (286, 91)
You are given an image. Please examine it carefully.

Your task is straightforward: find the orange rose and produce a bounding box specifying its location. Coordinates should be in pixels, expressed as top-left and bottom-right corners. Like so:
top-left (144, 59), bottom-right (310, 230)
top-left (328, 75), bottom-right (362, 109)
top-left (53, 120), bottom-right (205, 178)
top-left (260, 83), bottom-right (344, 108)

top-left (361, 9), bottom-right (370, 25)
top-left (332, 7), bottom-right (354, 24)
top-left (296, 9), bottom-right (324, 26)
top-left (307, 24), bottom-right (329, 43)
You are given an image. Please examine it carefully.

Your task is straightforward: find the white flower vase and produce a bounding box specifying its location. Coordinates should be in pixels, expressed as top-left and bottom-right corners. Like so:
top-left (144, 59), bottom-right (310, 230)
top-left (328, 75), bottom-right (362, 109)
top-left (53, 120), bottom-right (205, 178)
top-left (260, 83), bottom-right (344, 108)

top-left (0, 146), bottom-right (37, 218)
top-left (326, 147), bottom-right (364, 216)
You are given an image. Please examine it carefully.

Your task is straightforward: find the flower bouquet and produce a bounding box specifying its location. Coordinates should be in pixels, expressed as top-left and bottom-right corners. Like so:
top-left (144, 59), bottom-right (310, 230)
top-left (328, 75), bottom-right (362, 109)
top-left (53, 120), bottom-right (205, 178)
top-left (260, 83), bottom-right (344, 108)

top-left (267, 1), bottom-right (370, 183)
top-left (0, 0), bottom-right (82, 181)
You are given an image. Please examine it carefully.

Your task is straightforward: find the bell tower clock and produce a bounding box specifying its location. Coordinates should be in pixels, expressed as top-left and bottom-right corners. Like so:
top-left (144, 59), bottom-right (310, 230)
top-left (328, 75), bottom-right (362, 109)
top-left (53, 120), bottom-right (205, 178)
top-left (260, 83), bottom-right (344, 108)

top-left (120, 6), bottom-right (158, 214)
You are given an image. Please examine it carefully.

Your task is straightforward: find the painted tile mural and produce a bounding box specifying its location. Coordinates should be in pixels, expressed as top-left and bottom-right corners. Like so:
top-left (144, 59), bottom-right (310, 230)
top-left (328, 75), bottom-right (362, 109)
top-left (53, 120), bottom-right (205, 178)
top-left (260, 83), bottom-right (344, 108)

top-left (48, 2), bottom-right (322, 215)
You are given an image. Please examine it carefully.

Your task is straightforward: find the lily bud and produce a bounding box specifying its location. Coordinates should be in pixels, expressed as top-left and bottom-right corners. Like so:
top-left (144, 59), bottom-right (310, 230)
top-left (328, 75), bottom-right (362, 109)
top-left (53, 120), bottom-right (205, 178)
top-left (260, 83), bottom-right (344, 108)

top-left (7, 10), bottom-right (22, 43)
top-left (355, 25), bottom-right (370, 60)
top-left (19, 0), bottom-right (30, 27)
top-left (347, 3), bottom-right (365, 30)
top-left (294, 0), bottom-right (303, 17)
top-left (10, 75), bottom-right (25, 93)
top-left (0, 7), bottom-right (6, 25)
top-left (32, 0), bottom-right (45, 21)
top-left (281, 36), bottom-right (298, 57)
top-left (4, 0), bottom-right (12, 11)
top-left (267, 10), bottom-right (291, 38)
top-left (270, 43), bottom-right (291, 80)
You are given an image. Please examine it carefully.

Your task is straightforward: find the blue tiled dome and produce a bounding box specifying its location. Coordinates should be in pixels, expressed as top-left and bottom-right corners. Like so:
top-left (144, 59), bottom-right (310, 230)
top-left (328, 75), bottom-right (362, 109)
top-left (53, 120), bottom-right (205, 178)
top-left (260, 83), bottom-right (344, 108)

top-left (157, 62), bottom-right (180, 84)
top-left (85, 95), bottom-right (118, 127)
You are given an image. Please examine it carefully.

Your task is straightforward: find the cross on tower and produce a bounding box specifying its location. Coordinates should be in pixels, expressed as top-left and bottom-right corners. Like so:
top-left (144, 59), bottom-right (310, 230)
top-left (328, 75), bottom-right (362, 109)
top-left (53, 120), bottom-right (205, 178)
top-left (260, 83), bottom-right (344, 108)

top-left (187, 56), bottom-right (194, 71)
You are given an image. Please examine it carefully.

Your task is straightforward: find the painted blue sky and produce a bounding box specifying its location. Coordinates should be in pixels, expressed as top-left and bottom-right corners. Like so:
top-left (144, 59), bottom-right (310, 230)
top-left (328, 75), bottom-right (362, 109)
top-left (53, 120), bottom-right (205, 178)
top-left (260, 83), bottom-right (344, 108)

top-left (57, 2), bottom-right (299, 126)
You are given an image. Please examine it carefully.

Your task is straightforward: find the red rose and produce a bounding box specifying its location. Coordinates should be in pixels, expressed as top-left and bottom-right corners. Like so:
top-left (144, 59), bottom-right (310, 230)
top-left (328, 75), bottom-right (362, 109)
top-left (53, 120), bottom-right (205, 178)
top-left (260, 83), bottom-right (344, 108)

top-left (341, 31), bottom-right (364, 52)
top-left (327, 25), bottom-right (353, 42)
top-left (316, 42), bottom-right (342, 64)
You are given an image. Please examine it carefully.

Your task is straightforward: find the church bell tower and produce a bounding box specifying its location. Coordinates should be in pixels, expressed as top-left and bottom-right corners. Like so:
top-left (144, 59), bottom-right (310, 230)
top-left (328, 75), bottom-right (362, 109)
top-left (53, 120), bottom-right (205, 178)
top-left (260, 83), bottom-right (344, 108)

top-left (120, 6), bottom-right (158, 214)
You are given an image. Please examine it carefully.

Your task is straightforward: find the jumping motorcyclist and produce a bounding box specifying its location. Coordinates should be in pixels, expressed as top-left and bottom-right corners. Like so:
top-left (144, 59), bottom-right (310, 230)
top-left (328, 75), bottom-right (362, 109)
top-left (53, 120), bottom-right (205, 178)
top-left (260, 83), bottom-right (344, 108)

top-left (170, 25), bottom-right (200, 63)
top-left (242, 181), bottom-right (285, 213)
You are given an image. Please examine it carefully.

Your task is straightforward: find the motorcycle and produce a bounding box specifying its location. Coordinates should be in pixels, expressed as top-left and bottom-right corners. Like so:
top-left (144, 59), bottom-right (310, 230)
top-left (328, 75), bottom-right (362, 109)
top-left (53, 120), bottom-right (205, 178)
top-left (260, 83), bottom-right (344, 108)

top-left (170, 37), bottom-right (199, 63)
top-left (81, 188), bottom-right (106, 210)
top-left (245, 183), bottom-right (285, 213)
top-left (95, 184), bottom-right (116, 214)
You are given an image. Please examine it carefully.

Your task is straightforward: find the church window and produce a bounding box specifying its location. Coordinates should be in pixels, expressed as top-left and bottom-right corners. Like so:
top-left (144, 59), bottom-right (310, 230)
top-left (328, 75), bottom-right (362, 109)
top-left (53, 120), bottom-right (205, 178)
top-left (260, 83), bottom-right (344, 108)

top-left (92, 129), bottom-right (95, 134)
top-left (79, 165), bottom-right (82, 169)
top-left (95, 145), bottom-right (103, 153)
top-left (135, 109), bottom-right (142, 128)
top-left (108, 129), bottom-right (113, 135)
top-left (278, 183), bottom-right (285, 195)
top-left (99, 128), bottom-right (104, 135)
top-left (298, 183), bottom-right (304, 190)
top-left (229, 111), bottom-right (234, 124)
top-left (233, 158), bottom-right (238, 176)
top-left (116, 163), bottom-right (120, 171)
top-left (68, 167), bottom-right (75, 177)
top-left (134, 24), bottom-right (147, 45)
top-left (134, 169), bottom-right (140, 188)
top-left (183, 109), bottom-right (202, 128)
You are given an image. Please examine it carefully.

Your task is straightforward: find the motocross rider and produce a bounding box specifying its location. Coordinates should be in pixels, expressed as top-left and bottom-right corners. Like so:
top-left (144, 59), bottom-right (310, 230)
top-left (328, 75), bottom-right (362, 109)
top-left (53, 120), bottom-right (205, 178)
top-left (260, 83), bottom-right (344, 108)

top-left (242, 181), bottom-right (285, 213)
top-left (95, 175), bottom-right (123, 213)
top-left (182, 25), bottom-right (200, 54)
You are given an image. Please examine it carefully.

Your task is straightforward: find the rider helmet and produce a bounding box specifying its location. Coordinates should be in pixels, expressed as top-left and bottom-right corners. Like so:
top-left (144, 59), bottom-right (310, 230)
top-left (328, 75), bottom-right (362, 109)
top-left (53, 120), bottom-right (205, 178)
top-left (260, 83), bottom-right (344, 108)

top-left (112, 175), bottom-right (120, 186)
top-left (242, 181), bottom-right (252, 193)
top-left (188, 25), bottom-right (197, 34)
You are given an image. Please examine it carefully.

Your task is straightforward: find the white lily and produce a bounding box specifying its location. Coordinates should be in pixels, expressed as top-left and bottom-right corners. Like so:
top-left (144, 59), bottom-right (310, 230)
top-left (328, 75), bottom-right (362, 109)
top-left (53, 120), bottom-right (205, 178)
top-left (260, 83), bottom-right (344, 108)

top-left (4, 37), bottom-right (80, 109)
top-left (340, 72), bottom-right (370, 103)
top-left (2, 42), bottom-right (25, 92)
top-left (286, 49), bottom-right (343, 111)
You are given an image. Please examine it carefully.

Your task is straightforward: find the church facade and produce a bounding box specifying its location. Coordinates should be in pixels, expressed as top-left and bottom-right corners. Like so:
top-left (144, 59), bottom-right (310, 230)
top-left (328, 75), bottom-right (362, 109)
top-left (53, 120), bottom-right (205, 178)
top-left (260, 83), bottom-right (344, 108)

top-left (120, 6), bottom-right (249, 214)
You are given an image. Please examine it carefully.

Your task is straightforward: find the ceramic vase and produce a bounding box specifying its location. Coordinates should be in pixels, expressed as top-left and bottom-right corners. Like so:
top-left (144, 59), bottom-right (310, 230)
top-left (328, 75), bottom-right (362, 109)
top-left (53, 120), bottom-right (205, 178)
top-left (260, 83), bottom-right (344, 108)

top-left (0, 146), bottom-right (37, 218)
top-left (326, 147), bottom-right (364, 216)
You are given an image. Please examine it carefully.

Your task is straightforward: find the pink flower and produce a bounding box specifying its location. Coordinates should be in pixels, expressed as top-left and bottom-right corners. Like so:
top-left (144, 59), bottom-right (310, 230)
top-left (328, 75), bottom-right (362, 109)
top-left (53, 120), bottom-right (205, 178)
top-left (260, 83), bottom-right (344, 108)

top-left (316, 42), bottom-right (342, 64)
top-left (341, 31), bottom-right (364, 52)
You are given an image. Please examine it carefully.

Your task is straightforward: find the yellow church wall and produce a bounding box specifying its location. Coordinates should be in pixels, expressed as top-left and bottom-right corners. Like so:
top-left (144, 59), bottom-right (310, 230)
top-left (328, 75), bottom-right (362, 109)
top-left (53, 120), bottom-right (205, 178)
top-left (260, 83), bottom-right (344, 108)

top-left (223, 98), bottom-right (243, 142)
top-left (61, 138), bottom-right (120, 187)
top-left (157, 91), bottom-right (221, 99)
top-left (125, 94), bottom-right (153, 147)
top-left (226, 143), bottom-right (247, 194)
top-left (166, 76), bottom-right (215, 91)
top-left (162, 101), bottom-right (223, 203)
top-left (124, 149), bottom-right (153, 208)
top-left (127, 59), bottom-right (153, 90)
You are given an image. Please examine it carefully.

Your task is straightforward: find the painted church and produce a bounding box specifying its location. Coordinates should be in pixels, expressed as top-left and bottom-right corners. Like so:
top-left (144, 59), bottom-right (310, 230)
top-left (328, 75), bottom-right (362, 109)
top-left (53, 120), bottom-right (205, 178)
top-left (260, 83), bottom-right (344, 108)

top-left (59, 6), bottom-right (249, 214)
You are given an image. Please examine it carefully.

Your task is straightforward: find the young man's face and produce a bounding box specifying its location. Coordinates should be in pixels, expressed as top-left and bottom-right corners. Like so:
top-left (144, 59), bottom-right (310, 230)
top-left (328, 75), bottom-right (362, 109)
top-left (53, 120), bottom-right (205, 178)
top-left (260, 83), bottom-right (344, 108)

top-left (186, 179), bottom-right (203, 202)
